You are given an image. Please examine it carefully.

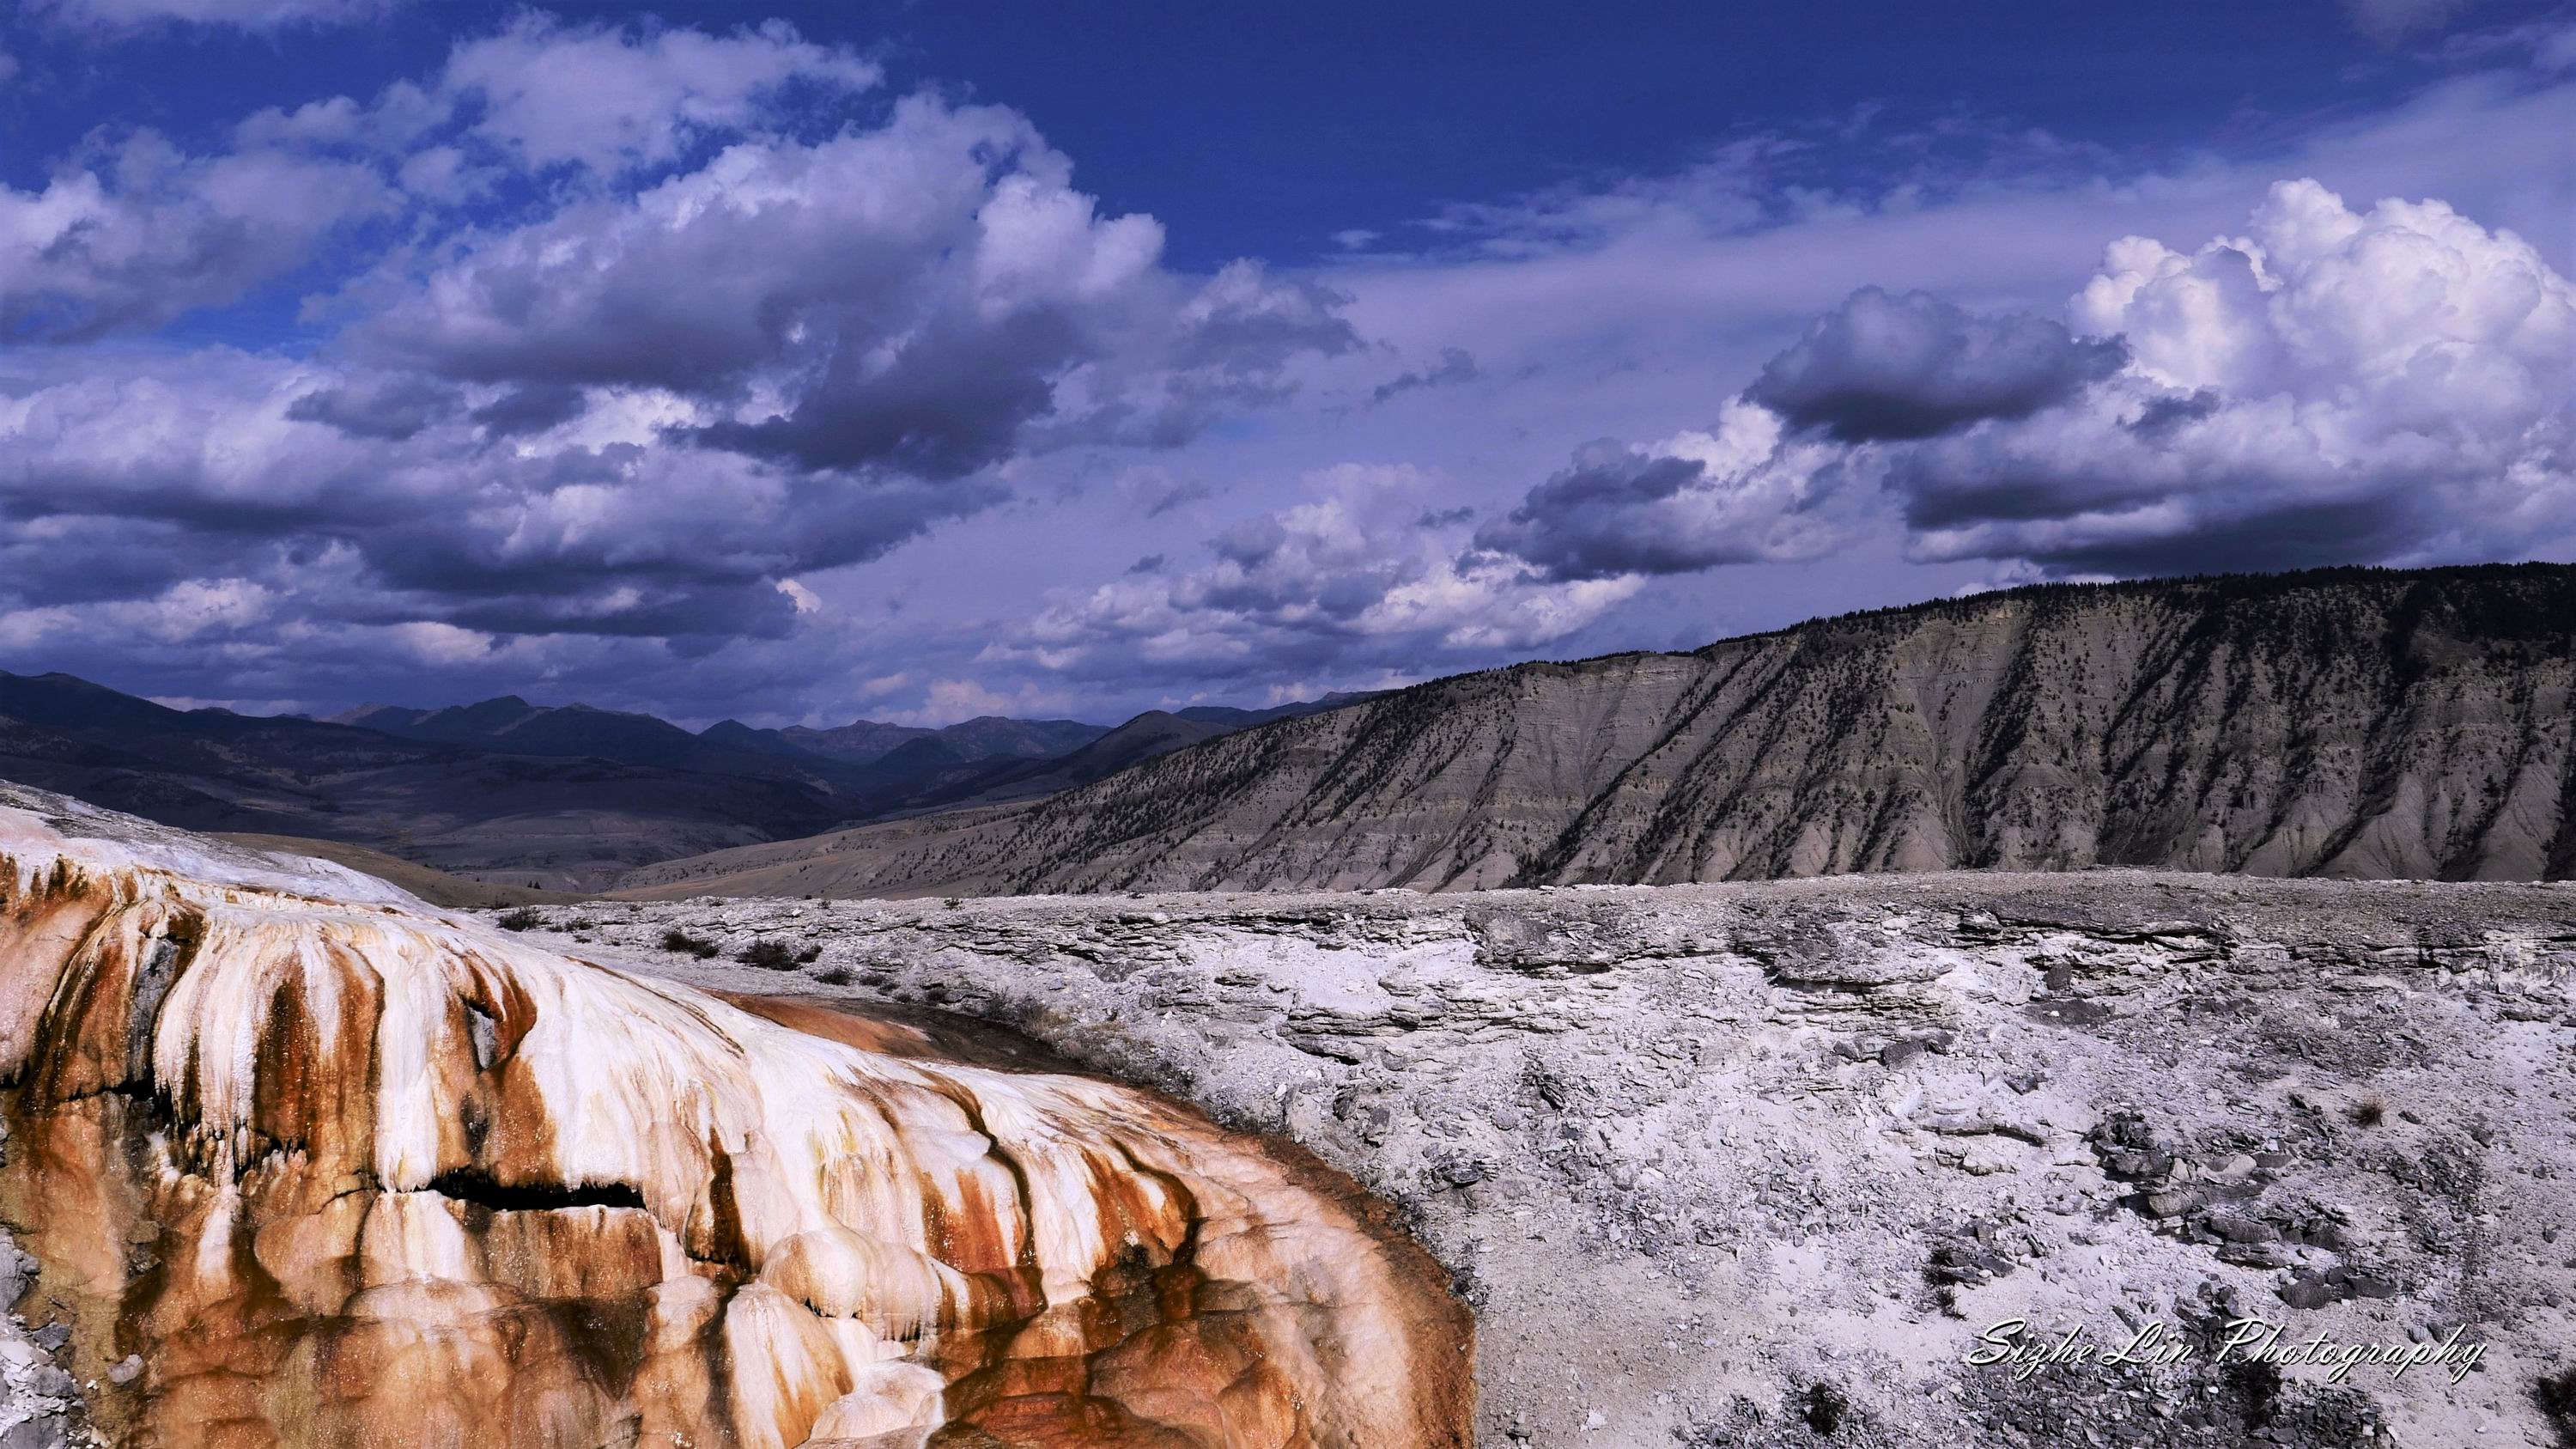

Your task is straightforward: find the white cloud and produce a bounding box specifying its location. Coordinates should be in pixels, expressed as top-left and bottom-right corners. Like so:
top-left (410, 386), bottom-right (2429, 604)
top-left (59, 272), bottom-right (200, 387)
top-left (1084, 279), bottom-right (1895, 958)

top-left (387, 621), bottom-right (498, 666)
top-left (27, 0), bottom-right (397, 33)
top-left (1005, 466), bottom-right (1640, 688)
top-left (893, 677), bottom-right (1073, 727)
top-left (3, 19), bottom-right (882, 342)
top-left (1897, 179), bottom-right (2573, 572)
top-left (1473, 401), bottom-right (1861, 580)
top-left (0, 131), bottom-right (393, 340)
top-left (0, 576), bottom-right (276, 649)
top-left (441, 15), bottom-right (880, 174)
top-left (1472, 175), bottom-right (2573, 583)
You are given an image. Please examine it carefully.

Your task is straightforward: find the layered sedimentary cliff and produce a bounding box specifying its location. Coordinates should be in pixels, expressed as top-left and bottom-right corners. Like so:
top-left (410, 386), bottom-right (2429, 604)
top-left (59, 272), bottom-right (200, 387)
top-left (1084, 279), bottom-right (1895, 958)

top-left (617, 564), bottom-right (2576, 899)
top-left (0, 788), bottom-right (1472, 1448)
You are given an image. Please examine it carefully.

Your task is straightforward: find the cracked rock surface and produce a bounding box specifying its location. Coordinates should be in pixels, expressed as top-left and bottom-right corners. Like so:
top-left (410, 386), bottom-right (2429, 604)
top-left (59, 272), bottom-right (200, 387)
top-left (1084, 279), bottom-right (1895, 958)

top-left (543, 873), bottom-right (2576, 1447)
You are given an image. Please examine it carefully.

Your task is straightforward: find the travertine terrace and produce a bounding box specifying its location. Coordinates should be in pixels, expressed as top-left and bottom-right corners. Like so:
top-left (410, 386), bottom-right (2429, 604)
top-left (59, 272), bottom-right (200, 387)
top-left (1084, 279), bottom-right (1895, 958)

top-left (0, 787), bottom-right (1473, 1448)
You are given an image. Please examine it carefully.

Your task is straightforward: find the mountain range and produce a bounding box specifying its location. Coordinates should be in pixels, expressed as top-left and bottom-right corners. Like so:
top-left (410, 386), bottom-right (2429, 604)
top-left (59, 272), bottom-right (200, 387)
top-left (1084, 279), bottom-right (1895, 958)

top-left (0, 673), bottom-right (1370, 889)
top-left (615, 563), bottom-right (2576, 898)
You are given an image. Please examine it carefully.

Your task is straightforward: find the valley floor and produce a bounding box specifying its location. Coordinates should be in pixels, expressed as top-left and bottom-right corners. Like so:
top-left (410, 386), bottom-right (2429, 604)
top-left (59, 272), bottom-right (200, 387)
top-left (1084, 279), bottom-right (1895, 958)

top-left (510, 871), bottom-right (2576, 1448)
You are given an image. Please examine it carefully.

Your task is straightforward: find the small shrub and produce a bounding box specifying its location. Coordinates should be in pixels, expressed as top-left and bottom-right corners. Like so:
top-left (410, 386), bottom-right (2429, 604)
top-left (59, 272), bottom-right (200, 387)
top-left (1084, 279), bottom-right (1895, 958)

top-left (563, 916), bottom-right (598, 931)
top-left (815, 966), bottom-right (854, 986)
top-left (738, 939), bottom-right (798, 970)
top-left (496, 907), bottom-right (544, 932)
top-left (660, 928), bottom-right (720, 959)
top-left (2348, 1095), bottom-right (2386, 1128)
top-left (795, 944), bottom-right (822, 964)
top-left (2224, 1358), bottom-right (2281, 1426)
top-left (1801, 1381), bottom-right (1848, 1437)
top-left (2535, 1365), bottom-right (2576, 1447)
top-left (942, 897), bottom-right (963, 910)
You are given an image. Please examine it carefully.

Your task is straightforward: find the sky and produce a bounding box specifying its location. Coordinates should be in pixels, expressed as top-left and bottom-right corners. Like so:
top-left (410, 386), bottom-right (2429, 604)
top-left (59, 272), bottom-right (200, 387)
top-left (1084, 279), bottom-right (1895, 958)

top-left (1, 0), bottom-right (2571, 728)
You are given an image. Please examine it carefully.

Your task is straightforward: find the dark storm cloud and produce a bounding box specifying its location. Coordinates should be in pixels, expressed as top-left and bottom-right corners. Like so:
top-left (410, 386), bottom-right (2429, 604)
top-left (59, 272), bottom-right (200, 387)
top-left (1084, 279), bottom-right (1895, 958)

top-left (287, 375), bottom-right (458, 440)
top-left (687, 313), bottom-right (1074, 478)
top-left (470, 384), bottom-right (588, 436)
top-left (0, 515), bottom-right (216, 606)
top-left (2009, 495), bottom-right (2431, 578)
top-left (1474, 444), bottom-right (1714, 581)
top-left (0, 347), bottom-right (1007, 648)
top-left (2123, 388), bottom-right (2221, 439)
top-left (1473, 406), bottom-right (1861, 585)
top-left (1746, 286), bottom-right (2124, 441)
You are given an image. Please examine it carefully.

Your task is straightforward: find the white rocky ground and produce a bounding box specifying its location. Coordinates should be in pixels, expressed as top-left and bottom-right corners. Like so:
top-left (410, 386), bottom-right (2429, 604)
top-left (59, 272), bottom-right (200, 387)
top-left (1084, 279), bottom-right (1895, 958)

top-left (0, 1229), bottom-right (100, 1449)
top-left (489, 873), bottom-right (2576, 1449)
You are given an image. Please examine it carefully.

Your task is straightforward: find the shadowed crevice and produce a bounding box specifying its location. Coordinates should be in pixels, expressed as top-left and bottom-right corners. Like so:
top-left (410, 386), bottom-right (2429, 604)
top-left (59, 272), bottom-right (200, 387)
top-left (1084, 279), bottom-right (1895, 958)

top-left (423, 1168), bottom-right (647, 1214)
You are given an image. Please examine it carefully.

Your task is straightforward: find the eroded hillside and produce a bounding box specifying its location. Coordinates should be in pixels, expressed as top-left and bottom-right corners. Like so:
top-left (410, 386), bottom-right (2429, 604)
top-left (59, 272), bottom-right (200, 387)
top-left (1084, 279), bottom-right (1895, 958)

top-left (618, 564), bottom-right (2576, 899)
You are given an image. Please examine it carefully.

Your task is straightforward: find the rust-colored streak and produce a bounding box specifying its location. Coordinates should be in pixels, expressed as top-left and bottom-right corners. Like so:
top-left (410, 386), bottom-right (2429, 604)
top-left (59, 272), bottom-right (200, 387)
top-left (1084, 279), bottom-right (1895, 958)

top-left (719, 992), bottom-right (941, 1058)
top-left (0, 806), bottom-right (1476, 1449)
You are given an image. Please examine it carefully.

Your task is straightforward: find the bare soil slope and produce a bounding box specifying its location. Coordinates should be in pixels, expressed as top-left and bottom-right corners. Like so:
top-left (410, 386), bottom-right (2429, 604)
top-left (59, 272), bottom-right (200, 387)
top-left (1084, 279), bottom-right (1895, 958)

top-left (212, 832), bottom-right (588, 908)
top-left (619, 563), bottom-right (2576, 899)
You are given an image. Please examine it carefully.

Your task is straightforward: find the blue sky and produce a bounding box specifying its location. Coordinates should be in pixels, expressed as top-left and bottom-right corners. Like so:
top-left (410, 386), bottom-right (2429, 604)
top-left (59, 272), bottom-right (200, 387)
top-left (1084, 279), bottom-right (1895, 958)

top-left (2, 0), bottom-right (2571, 726)
top-left (9, 2), bottom-right (2560, 274)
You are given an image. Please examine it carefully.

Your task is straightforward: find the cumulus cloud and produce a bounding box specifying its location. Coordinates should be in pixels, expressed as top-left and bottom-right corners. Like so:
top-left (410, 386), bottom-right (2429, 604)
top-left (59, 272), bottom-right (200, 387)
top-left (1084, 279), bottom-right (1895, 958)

top-left (3, 19), bottom-right (885, 344)
top-left (12, 9), bottom-right (2562, 724)
top-left (0, 15), bottom-right (1361, 712)
top-left (1893, 180), bottom-right (2573, 572)
top-left (357, 94), bottom-right (1349, 477)
top-left (0, 347), bottom-right (1013, 643)
top-left (440, 15), bottom-right (880, 174)
top-left (0, 131), bottom-right (393, 341)
top-left (1474, 402), bottom-right (1861, 580)
top-left (1479, 178), bottom-right (2573, 583)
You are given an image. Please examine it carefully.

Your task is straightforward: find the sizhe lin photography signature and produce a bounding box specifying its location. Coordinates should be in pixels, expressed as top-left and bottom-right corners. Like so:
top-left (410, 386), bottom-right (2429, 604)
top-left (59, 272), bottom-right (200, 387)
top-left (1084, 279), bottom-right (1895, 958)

top-left (1968, 1318), bottom-right (2488, 1386)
